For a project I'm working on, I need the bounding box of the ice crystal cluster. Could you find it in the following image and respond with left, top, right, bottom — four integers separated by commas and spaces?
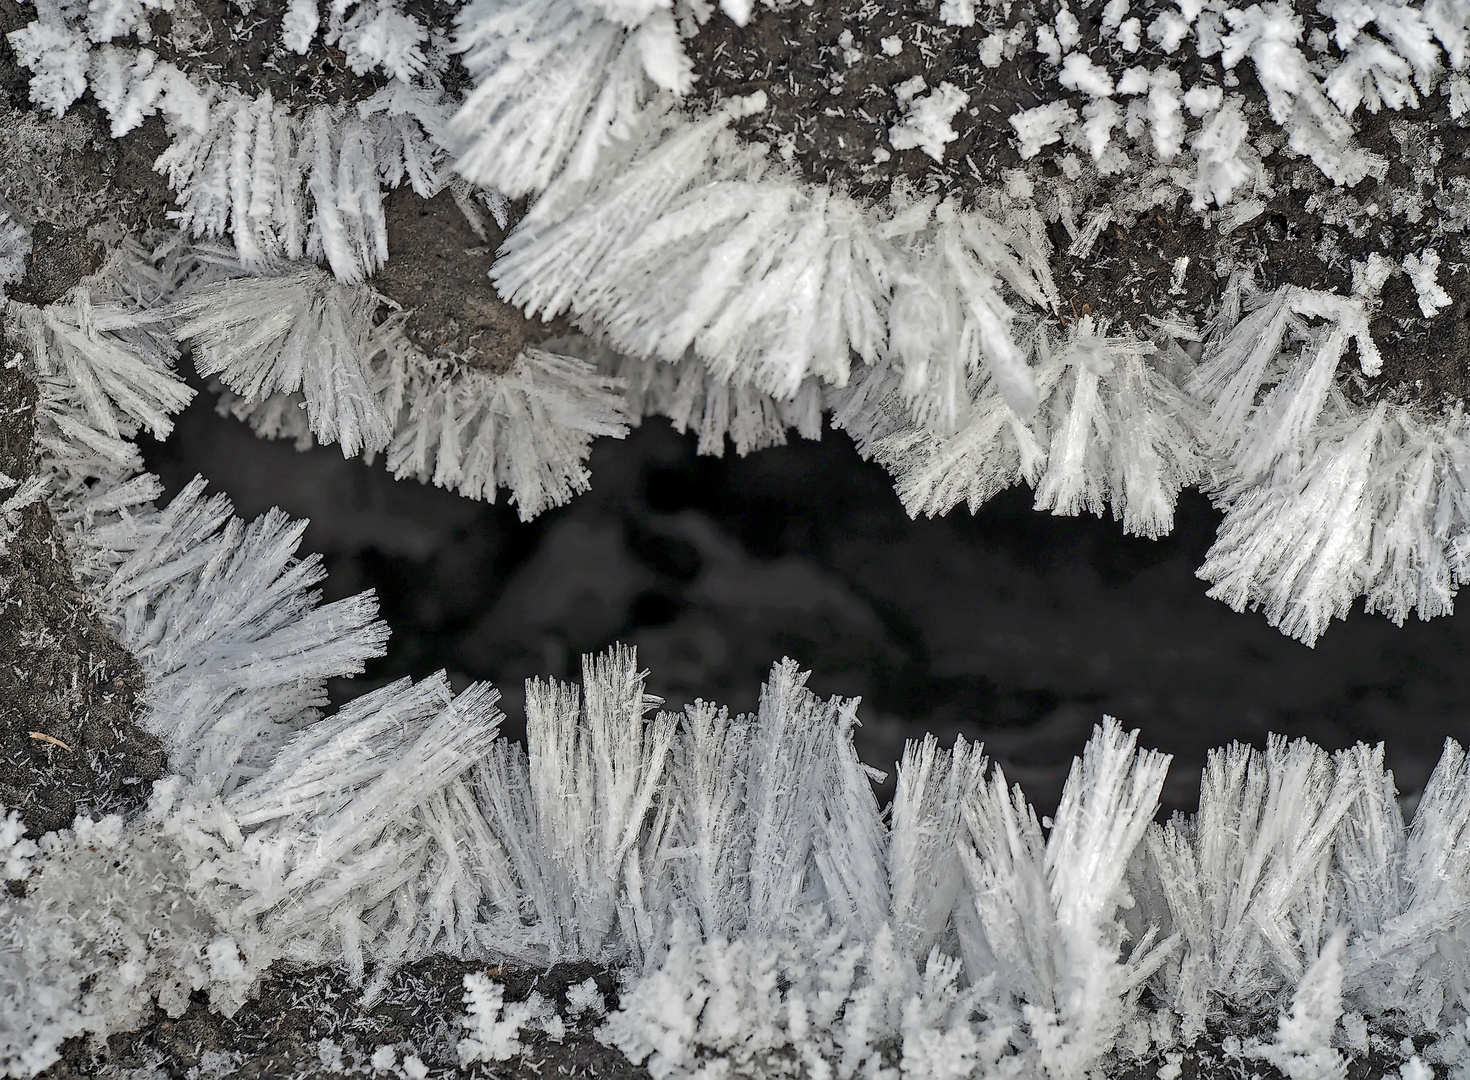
6, 0, 1470, 641
6, 0, 1470, 1073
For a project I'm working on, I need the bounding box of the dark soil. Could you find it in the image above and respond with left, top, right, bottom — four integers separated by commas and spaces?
685, 0, 1054, 196
6, 221, 107, 308
144, 0, 468, 106
0, 331, 166, 845
40, 956, 648, 1080
372, 188, 574, 370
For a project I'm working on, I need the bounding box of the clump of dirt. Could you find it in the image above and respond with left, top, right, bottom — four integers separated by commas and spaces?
6, 221, 107, 307
373, 187, 575, 371
0, 331, 167, 844
41, 956, 647, 1080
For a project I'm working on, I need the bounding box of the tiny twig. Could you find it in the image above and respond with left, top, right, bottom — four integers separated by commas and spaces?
28, 731, 72, 752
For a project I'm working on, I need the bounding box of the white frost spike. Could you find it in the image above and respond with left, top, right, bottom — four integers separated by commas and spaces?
888, 735, 989, 960
1191, 285, 1380, 473
1362, 410, 1464, 625
194, 676, 505, 994
491, 105, 761, 320
1032, 319, 1115, 522
1402, 249, 1453, 318
744, 661, 845, 937
380, 340, 630, 520
157, 93, 434, 283
611, 352, 823, 458
1346, 740, 1470, 1028
1106, 343, 1207, 538
306, 110, 389, 283
959, 719, 1171, 1079
1246, 930, 1348, 1080
1036, 719, 1174, 1080
1032, 320, 1204, 537
1190, 285, 1295, 442
888, 200, 1040, 429
811, 694, 890, 941
11, 288, 193, 443
1201, 406, 1387, 645
1230, 291, 1377, 481
872, 364, 1049, 518
282, 0, 320, 52
670, 701, 753, 939
451, 0, 677, 199
588, 184, 888, 399
522, 646, 677, 961
1147, 68, 1186, 161
171, 265, 394, 458
84, 476, 390, 793
495, 97, 900, 401
1146, 737, 1360, 1041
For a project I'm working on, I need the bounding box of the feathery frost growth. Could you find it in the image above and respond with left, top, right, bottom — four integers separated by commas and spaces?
450, 0, 695, 199
155, 87, 453, 283
1188, 275, 1470, 643
377, 331, 631, 519
138, 241, 632, 517
7, 634, 1470, 1077
171, 261, 393, 457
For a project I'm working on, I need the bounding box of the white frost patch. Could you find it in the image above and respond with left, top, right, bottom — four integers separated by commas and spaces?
889, 80, 970, 162
1403, 248, 1453, 317
0, 811, 38, 882
280, 0, 319, 53
1009, 100, 1079, 159
1059, 52, 1114, 96
458, 975, 563, 1066
939, 0, 975, 27
1118, 15, 1142, 50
